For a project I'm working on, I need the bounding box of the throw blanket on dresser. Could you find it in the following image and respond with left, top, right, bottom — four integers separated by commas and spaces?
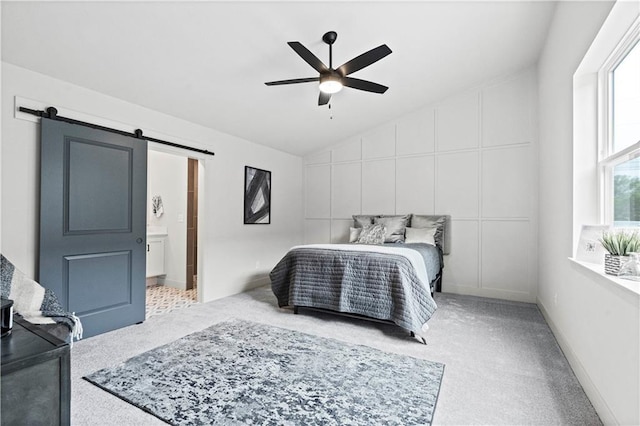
270, 244, 438, 336
1, 254, 83, 344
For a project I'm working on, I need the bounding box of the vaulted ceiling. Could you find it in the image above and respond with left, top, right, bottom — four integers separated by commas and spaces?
2, 1, 557, 156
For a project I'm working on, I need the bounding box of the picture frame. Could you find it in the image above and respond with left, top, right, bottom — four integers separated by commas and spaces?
575, 224, 610, 264
244, 166, 271, 224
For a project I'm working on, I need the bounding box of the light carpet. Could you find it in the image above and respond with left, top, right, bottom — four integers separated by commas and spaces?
71, 287, 602, 425
84, 319, 444, 425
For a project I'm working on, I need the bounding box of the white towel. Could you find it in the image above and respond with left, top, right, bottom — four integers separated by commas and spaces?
152, 195, 164, 218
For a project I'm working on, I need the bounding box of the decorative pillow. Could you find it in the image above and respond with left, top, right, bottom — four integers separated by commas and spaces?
374, 214, 410, 243
352, 215, 377, 228
349, 227, 362, 243
405, 227, 437, 246
411, 215, 448, 252
355, 224, 386, 245
411, 215, 445, 229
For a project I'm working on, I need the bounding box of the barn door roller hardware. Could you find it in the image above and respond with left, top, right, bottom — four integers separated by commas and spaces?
19, 106, 215, 156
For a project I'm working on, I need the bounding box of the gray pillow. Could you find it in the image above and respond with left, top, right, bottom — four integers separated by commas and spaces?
374, 214, 411, 243
412, 215, 449, 253
355, 224, 386, 245
352, 215, 377, 228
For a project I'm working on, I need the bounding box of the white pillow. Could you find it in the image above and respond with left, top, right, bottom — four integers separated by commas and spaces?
349, 227, 362, 243
405, 227, 437, 246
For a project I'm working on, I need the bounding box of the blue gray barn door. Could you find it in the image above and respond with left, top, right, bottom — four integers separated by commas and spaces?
39, 118, 147, 338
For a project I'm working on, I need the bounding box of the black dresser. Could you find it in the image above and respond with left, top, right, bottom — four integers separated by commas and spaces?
1, 316, 70, 425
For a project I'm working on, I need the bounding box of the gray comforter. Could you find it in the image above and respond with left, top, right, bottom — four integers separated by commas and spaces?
269, 243, 440, 334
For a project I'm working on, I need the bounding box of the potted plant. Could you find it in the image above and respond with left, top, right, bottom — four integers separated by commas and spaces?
599, 230, 640, 275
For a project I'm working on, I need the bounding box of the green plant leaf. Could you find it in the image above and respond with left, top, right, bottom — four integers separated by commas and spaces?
599, 229, 640, 255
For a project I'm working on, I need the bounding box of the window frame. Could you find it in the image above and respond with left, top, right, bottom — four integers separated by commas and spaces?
598, 20, 640, 226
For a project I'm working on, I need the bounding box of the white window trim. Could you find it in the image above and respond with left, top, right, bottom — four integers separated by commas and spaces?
569, 257, 640, 297
571, 0, 640, 310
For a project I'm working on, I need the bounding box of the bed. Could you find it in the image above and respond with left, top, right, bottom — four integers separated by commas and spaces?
269, 214, 450, 343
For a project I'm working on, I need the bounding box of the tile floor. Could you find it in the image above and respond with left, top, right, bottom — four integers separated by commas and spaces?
145, 284, 197, 318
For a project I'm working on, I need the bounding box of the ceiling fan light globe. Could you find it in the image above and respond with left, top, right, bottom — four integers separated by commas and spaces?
319, 77, 343, 94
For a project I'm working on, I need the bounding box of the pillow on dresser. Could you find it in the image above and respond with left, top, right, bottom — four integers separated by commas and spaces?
405, 227, 437, 246
352, 214, 377, 228
355, 224, 386, 245
374, 214, 411, 243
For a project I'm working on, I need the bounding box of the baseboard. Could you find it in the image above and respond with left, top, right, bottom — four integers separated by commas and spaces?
158, 278, 186, 291
537, 298, 618, 425
246, 276, 270, 289
444, 284, 536, 303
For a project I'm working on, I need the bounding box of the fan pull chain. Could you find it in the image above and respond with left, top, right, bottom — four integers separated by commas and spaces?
329, 103, 333, 120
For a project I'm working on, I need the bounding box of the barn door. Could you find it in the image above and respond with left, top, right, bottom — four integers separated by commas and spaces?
39, 118, 147, 338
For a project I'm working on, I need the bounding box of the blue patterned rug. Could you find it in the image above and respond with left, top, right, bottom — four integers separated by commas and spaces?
84, 320, 444, 425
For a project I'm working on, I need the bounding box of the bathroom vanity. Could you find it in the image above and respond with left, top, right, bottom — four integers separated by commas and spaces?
146, 226, 167, 278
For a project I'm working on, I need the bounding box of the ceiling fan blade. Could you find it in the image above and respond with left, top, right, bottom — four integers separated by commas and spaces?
342, 77, 388, 94
265, 77, 319, 86
337, 44, 392, 76
319, 91, 332, 106
288, 42, 329, 73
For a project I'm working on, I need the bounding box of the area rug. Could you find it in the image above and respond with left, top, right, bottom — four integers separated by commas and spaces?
84, 320, 445, 425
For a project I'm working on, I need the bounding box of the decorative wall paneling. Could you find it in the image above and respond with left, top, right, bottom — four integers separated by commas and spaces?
303, 69, 537, 302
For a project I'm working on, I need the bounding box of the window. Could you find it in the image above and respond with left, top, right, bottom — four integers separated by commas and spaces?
612, 40, 640, 153
600, 28, 640, 227
613, 157, 640, 225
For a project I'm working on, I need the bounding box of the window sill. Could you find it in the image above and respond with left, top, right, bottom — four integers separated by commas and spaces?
569, 258, 640, 297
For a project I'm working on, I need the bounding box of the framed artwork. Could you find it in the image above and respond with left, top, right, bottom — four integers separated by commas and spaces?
575, 224, 610, 264
244, 166, 271, 224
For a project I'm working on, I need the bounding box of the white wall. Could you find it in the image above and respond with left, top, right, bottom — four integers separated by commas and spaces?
538, 1, 639, 425
1, 62, 303, 303
304, 68, 538, 303
147, 150, 188, 289
0, 6, 3, 255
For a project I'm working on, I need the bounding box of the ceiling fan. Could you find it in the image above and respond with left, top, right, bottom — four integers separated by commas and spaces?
265, 31, 392, 106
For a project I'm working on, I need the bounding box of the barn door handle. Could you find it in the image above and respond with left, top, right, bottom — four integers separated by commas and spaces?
136, 237, 143, 244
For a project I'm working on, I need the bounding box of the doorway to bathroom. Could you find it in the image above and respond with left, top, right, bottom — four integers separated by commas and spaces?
145, 147, 201, 318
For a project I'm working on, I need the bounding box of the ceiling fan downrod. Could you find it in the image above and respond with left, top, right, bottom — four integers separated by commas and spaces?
322, 31, 338, 69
